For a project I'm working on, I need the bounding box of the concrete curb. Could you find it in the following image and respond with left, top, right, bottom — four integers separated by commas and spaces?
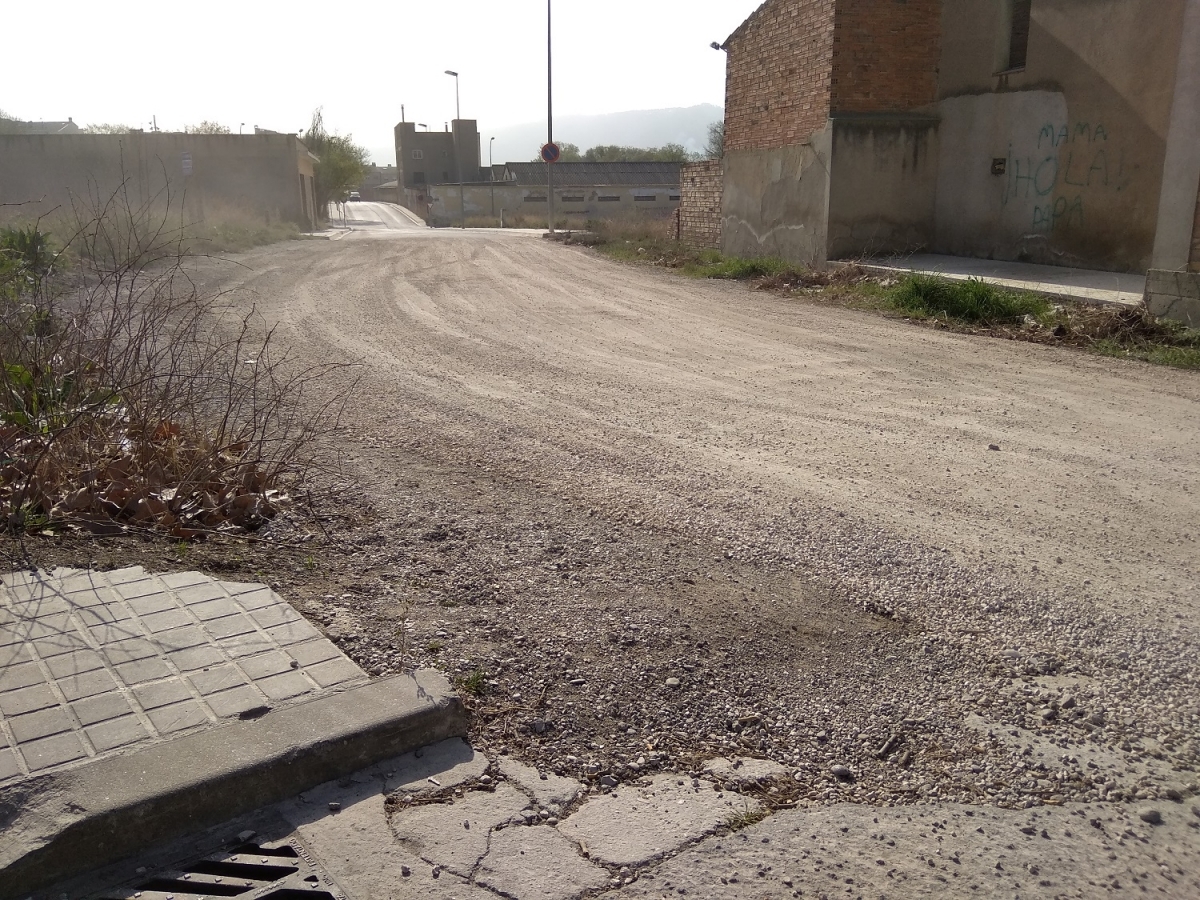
0, 670, 467, 899
842, 260, 1142, 309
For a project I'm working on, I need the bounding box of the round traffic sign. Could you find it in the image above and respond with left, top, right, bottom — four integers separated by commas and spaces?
540, 142, 562, 164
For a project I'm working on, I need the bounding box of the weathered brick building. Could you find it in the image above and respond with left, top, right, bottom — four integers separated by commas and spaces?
718, 0, 1200, 313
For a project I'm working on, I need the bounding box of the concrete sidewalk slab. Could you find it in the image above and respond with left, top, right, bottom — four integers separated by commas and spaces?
0, 567, 469, 898
0, 567, 365, 785
0, 671, 467, 899
852, 252, 1146, 307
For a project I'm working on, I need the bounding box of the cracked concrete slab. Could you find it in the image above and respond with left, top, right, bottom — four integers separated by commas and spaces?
284, 789, 494, 900
498, 756, 584, 809
557, 774, 762, 868
390, 783, 529, 877
385, 737, 488, 795
598, 801, 1200, 899
476, 825, 610, 900
703, 756, 791, 787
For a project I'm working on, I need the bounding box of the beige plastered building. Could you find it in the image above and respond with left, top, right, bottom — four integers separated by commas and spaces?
718, 0, 1200, 319
0, 132, 318, 229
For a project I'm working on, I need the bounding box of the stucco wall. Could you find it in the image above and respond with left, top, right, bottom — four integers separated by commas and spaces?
0, 133, 313, 227
828, 116, 938, 259
722, 124, 833, 266
1152, 0, 1200, 271
1145, 269, 1200, 326
679, 160, 723, 249
425, 183, 679, 227
933, 0, 1189, 271
1193, 195, 1200, 272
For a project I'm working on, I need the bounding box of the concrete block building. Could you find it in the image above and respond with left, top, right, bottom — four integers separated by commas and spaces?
394, 120, 482, 188
716, 0, 1200, 285
415, 162, 682, 228
0, 132, 318, 229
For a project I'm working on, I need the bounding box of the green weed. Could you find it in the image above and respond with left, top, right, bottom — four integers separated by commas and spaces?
888, 275, 1051, 324
457, 668, 488, 697
1092, 338, 1200, 369
681, 255, 795, 279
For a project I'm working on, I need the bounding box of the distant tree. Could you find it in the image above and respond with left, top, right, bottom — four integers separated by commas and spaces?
582, 144, 698, 163
184, 121, 231, 134
305, 108, 368, 218
84, 123, 134, 134
530, 142, 582, 162
705, 120, 724, 159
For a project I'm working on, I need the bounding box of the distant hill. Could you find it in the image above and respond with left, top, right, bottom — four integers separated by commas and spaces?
368, 104, 723, 169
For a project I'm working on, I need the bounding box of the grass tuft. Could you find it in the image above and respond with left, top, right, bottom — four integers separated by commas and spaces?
457, 668, 488, 697
888, 275, 1052, 324
682, 255, 796, 280
725, 803, 770, 831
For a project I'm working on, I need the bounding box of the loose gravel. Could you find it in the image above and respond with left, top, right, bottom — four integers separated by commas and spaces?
11, 229, 1198, 835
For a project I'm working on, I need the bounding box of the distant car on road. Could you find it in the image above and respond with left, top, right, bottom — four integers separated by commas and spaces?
347, 191, 361, 202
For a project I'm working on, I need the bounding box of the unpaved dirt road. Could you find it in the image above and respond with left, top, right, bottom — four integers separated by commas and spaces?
170, 223, 1200, 893
228, 225, 1199, 616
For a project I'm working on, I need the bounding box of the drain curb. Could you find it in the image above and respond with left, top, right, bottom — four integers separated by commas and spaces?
1, 670, 466, 899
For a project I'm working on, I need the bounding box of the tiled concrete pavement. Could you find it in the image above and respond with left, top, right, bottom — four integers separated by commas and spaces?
0, 567, 366, 784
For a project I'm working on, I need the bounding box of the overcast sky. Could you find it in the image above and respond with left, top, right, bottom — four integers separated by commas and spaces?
2, 0, 762, 164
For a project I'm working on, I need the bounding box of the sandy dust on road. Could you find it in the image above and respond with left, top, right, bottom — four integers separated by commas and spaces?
180, 230, 1200, 895
219, 228, 1199, 619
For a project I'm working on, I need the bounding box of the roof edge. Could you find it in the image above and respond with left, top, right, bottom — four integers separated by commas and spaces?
724, 0, 775, 47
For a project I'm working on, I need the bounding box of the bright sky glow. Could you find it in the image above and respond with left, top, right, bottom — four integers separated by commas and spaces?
1, 0, 763, 164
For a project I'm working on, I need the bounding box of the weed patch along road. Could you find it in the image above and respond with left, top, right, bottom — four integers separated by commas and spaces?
18, 226, 1200, 821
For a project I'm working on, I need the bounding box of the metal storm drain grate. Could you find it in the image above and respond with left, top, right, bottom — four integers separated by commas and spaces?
94, 838, 348, 900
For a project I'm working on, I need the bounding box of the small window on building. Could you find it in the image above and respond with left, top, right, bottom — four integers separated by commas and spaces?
634, 195, 657, 202
524, 195, 548, 203
413, 172, 426, 184
560, 195, 585, 203
669, 194, 681, 201
1007, 0, 1032, 70
412, 149, 424, 160
598, 195, 621, 202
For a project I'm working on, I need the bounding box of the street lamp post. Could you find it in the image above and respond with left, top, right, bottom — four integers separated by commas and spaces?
490, 137, 496, 218
547, 0, 555, 235
445, 69, 465, 229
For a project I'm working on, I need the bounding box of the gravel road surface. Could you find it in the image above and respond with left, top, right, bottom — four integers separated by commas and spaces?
180, 225, 1200, 891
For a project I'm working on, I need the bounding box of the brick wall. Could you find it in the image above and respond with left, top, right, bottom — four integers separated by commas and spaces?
831, 0, 942, 113
724, 0, 837, 153
679, 160, 723, 248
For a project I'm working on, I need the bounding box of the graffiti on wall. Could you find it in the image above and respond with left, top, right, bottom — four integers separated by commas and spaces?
1001, 122, 1129, 233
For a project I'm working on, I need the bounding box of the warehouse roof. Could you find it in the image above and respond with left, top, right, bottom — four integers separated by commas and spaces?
501, 162, 682, 187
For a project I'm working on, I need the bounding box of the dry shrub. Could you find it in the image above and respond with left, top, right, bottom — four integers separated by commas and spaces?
0, 180, 350, 537
590, 214, 676, 246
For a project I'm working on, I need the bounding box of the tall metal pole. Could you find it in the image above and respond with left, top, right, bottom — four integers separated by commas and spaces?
490, 136, 496, 217
447, 70, 465, 230
547, 0, 555, 234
